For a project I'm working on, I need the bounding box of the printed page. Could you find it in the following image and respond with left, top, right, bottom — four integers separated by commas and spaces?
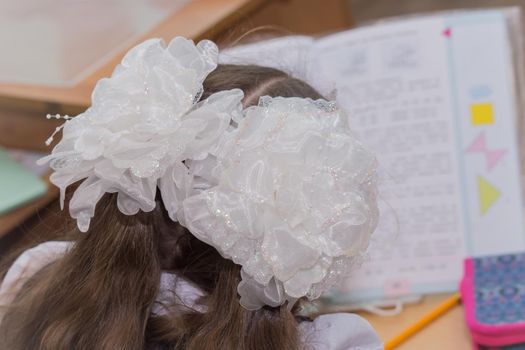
309, 18, 468, 302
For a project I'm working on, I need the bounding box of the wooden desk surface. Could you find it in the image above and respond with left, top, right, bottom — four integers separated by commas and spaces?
0, 0, 270, 110
359, 293, 472, 350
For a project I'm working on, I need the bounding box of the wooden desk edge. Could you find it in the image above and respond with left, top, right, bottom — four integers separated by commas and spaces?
355, 293, 472, 349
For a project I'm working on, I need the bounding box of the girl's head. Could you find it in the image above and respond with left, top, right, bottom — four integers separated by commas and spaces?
1, 39, 378, 350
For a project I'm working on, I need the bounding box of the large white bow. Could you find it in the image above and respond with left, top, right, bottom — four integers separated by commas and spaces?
40, 37, 379, 310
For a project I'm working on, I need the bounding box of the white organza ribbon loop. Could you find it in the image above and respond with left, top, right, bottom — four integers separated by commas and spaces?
40, 37, 379, 311
183, 97, 379, 310
38, 37, 243, 232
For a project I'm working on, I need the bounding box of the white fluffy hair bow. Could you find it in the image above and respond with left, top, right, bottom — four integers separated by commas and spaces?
39, 37, 379, 310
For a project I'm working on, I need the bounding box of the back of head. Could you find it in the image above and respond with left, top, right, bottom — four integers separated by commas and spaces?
0, 63, 325, 350
203, 64, 323, 106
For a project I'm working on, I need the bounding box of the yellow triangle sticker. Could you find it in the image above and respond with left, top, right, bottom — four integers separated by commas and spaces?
478, 176, 500, 215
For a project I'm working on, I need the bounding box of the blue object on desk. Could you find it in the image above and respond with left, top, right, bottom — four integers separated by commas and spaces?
462, 253, 525, 349
0, 148, 47, 214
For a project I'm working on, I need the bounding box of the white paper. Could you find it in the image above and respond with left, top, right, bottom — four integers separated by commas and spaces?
310, 18, 468, 299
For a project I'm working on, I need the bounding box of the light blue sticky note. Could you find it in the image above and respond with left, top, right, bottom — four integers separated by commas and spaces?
0, 148, 47, 214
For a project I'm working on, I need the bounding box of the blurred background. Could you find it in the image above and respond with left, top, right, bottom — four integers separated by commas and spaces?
1, 2, 525, 349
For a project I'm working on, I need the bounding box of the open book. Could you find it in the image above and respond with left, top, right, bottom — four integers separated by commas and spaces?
220, 8, 525, 304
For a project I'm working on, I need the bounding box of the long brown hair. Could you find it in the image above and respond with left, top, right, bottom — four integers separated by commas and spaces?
0, 64, 324, 350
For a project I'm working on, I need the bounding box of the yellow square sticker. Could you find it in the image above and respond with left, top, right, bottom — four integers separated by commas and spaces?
471, 103, 494, 125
